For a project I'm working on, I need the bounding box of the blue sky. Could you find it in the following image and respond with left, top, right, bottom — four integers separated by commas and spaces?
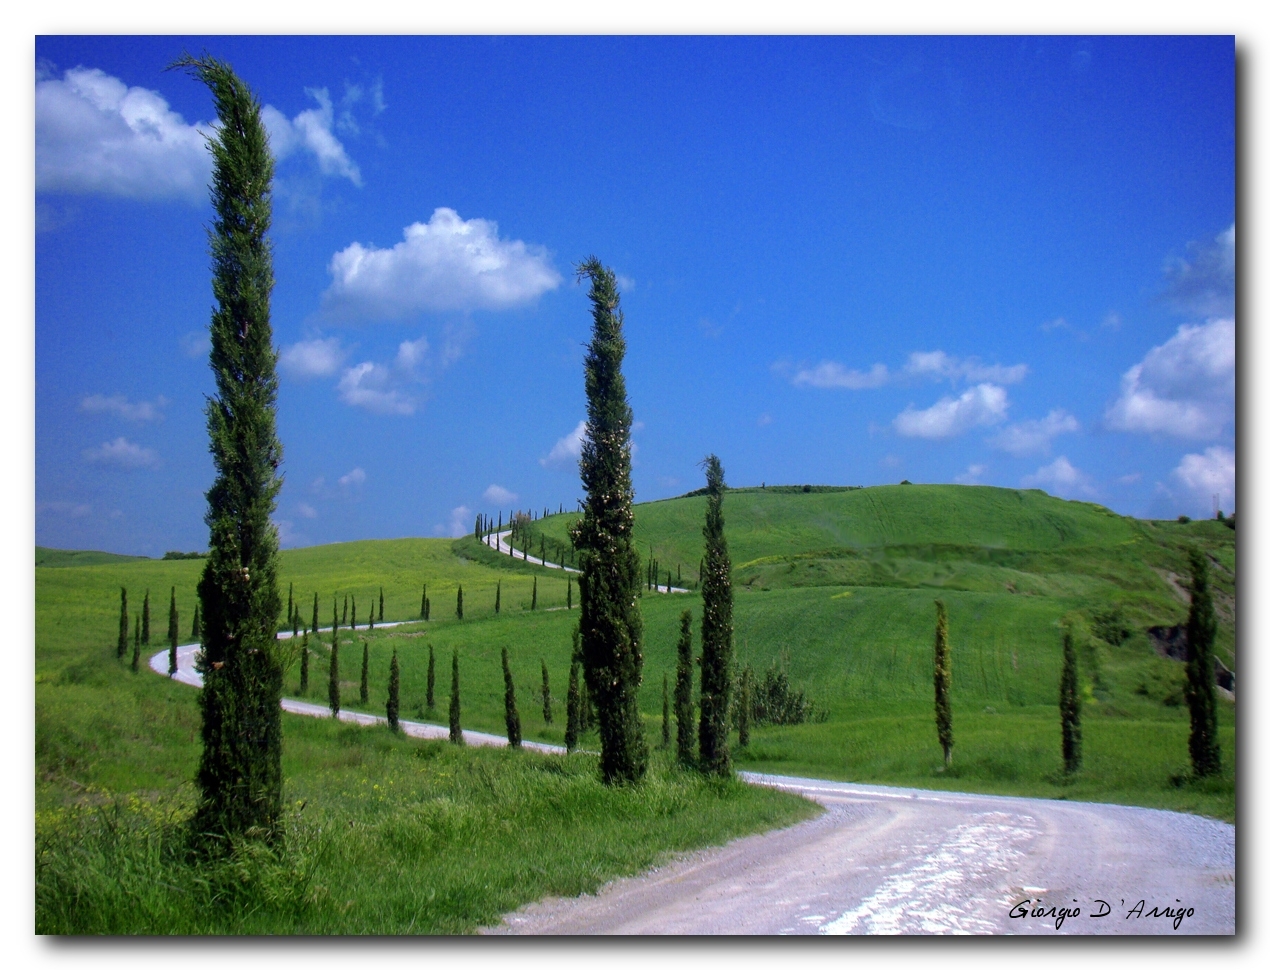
34, 35, 1235, 555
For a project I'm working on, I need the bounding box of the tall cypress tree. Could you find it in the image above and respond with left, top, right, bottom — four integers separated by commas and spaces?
351, 595, 357, 632
426, 643, 436, 710
697, 455, 733, 776
332, 596, 339, 641
456, 585, 464, 620
661, 673, 671, 749
1185, 548, 1221, 777
118, 587, 129, 659
379, 587, 385, 624
531, 576, 537, 611
142, 589, 151, 645
675, 609, 695, 765
286, 583, 293, 633
425, 596, 431, 621
176, 51, 286, 848
495, 580, 501, 614
449, 650, 463, 744
1059, 627, 1081, 773
541, 659, 553, 724
571, 258, 647, 784
131, 615, 141, 672
328, 633, 340, 717
502, 646, 522, 748
565, 661, 581, 753
421, 584, 427, 620
933, 599, 954, 767
343, 595, 348, 627
387, 647, 401, 732
168, 586, 179, 676
359, 640, 370, 705
191, 604, 201, 642
311, 592, 318, 636
298, 631, 309, 695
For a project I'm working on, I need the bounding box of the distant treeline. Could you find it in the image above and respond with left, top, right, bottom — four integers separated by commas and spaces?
161, 551, 207, 560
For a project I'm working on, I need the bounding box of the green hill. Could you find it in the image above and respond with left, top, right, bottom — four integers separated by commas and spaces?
36, 546, 150, 568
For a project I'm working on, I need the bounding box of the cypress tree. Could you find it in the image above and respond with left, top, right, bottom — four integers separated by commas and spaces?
191, 604, 201, 641
1059, 627, 1081, 773
359, 640, 369, 705
1185, 548, 1221, 777
351, 595, 357, 632
343, 595, 348, 627
379, 587, 385, 623
571, 258, 647, 785
495, 580, 501, 614
661, 673, 671, 748
368, 603, 374, 631
531, 576, 538, 610
502, 646, 522, 748
142, 589, 151, 645
542, 659, 553, 723
131, 615, 141, 672
291, 603, 298, 638
675, 609, 695, 765
697, 455, 734, 776
118, 587, 129, 659
328, 633, 340, 717
565, 661, 581, 752
286, 582, 293, 632
449, 650, 463, 744
332, 596, 339, 640
933, 599, 954, 767
387, 647, 401, 732
425, 597, 431, 621
298, 631, 309, 695
737, 664, 752, 748
168, 586, 179, 676
421, 584, 427, 619
426, 644, 436, 710
312, 592, 318, 636
456, 585, 464, 620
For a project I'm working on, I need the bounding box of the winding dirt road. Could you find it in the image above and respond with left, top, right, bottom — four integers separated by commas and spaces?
151, 642, 1234, 935
486, 529, 689, 593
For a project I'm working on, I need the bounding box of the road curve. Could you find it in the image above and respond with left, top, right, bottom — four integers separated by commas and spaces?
150, 643, 1234, 935
486, 529, 689, 593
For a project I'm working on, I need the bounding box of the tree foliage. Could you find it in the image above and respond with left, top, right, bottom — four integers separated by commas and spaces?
1185, 548, 1221, 777
933, 599, 954, 767
674, 609, 695, 766
449, 650, 463, 745
502, 647, 522, 748
697, 455, 733, 776
387, 647, 400, 733
1059, 627, 1082, 773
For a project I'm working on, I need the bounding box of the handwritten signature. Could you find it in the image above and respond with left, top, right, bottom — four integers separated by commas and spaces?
1009, 898, 1195, 931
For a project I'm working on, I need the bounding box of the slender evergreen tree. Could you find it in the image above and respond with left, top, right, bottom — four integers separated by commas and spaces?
456, 585, 464, 620
351, 595, 357, 632
1059, 627, 1081, 773
565, 661, 581, 753
737, 664, 752, 748
541, 659, 553, 724
328, 633, 340, 717
286, 583, 293, 632
387, 647, 400, 733
426, 643, 436, 709
675, 609, 695, 765
332, 596, 339, 641
495, 580, 501, 614
421, 585, 427, 619
171, 60, 290, 843
168, 586, 179, 676
131, 615, 141, 672
291, 603, 298, 638
571, 258, 647, 784
1185, 548, 1221, 777
425, 596, 431, 621
531, 576, 538, 611
142, 589, 151, 645
359, 640, 370, 705
311, 592, 318, 636
342, 595, 348, 627
298, 631, 309, 695
933, 599, 954, 767
661, 673, 671, 748
449, 650, 463, 744
697, 455, 734, 776
379, 587, 385, 624
502, 646, 522, 748
118, 587, 129, 659
191, 604, 201, 641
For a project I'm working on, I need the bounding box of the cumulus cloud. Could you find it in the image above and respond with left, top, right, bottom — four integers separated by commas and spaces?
297, 502, 319, 519
1163, 224, 1234, 317
1172, 446, 1235, 507
1104, 318, 1234, 439
260, 88, 362, 187
893, 384, 1009, 439
791, 361, 889, 389
954, 464, 987, 485
329, 329, 462, 416
541, 420, 588, 468
903, 350, 1028, 385
280, 337, 346, 378
36, 66, 214, 200
323, 207, 562, 320
987, 409, 1080, 457
447, 505, 473, 538
483, 484, 518, 505
338, 467, 366, 488
181, 330, 210, 358
337, 362, 415, 415
1022, 456, 1096, 499
82, 437, 158, 469
80, 393, 167, 422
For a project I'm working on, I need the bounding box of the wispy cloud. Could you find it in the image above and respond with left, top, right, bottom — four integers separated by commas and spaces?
338, 467, 366, 488
541, 420, 588, 468
893, 384, 1009, 439
782, 349, 1025, 392
1162, 224, 1234, 317
483, 484, 518, 505
82, 436, 158, 469
903, 350, 1028, 385
988, 409, 1079, 457
260, 87, 362, 187
1022, 456, 1096, 499
447, 505, 473, 538
280, 337, 346, 378
80, 393, 166, 422
791, 361, 889, 389
1172, 446, 1235, 508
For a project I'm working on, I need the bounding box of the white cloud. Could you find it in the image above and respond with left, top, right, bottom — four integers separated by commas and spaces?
260, 87, 362, 187
82, 436, 158, 469
447, 505, 473, 538
181, 331, 210, 358
483, 484, 518, 505
904, 350, 1028, 385
893, 384, 1009, 439
1104, 318, 1234, 439
395, 336, 429, 373
338, 467, 366, 488
297, 502, 318, 519
36, 66, 213, 200
792, 361, 889, 389
955, 464, 987, 485
1172, 446, 1235, 507
80, 393, 167, 422
1163, 224, 1234, 317
323, 207, 561, 320
1021, 456, 1096, 499
37, 500, 92, 518
337, 362, 415, 415
541, 420, 588, 468
987, 409, 1080, 457
280, 337, 346, 378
